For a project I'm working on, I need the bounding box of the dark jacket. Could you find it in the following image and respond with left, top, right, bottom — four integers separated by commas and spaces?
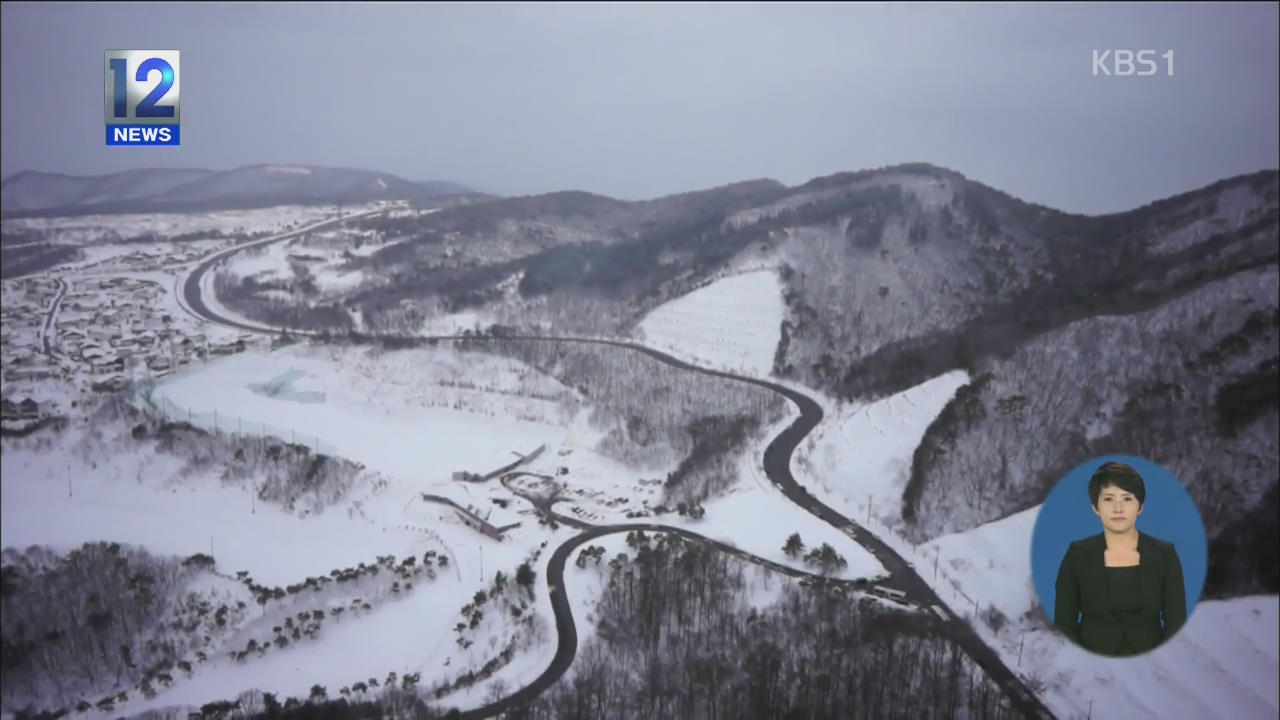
1054, 531, 1187, 656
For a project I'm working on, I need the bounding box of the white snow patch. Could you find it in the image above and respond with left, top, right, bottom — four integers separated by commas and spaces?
313, 266, 366, 292
421, 310, 490, 336
800, 369, 970, 532
636, 270, 784, 377
222, 241, 291, 280
665, 447, 885, 582
152, 344, 577, 487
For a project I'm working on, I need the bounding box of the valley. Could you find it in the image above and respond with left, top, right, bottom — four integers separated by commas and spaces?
1, 163, 1276, 720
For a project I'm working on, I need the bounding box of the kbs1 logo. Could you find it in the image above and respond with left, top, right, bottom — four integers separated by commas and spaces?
105, 50, 180, 146
1092, 49, 1174, 76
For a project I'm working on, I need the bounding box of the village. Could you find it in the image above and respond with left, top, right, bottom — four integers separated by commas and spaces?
0, 199, 413, 430
1, 267, 258, 428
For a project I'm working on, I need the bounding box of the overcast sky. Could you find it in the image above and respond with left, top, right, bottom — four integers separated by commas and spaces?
2, 2, 1276, 214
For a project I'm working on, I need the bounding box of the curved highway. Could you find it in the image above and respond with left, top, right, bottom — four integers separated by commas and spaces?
179, 217, 1055, 719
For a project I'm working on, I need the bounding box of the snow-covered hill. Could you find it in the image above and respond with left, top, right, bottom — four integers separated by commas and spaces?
796, 372, 1279, 720
635, 269, 784, 377
1, 168, 213, 211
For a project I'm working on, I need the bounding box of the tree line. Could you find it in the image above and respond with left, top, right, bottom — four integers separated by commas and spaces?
506, 530, 1016, 719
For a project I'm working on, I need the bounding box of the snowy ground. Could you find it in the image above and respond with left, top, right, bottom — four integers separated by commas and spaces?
23, 219, 1269, 718
635, 269, 784, 377
420, 310, 495, 336
82, 339, 875, 713
794, 371, 1279, 720
150, 344, 583, 485
796, 369, 970, 535
1, 422, 501, 716
0, 332, 902, 715
214, 206, 433, 301
0, 341, 585, 715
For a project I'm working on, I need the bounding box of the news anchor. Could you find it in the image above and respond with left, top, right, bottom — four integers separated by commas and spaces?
1054, 461, 1187, 656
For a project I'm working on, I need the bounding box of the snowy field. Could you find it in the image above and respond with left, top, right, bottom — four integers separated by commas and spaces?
795, 371, 1279, 720
420, 309, 495, 336
150, 344, 583, 485
0, 334, 903, 714
0, 341, 594, 715
636, 269, 784, 377
221, 240, 293, 281
1, 422, 496, 715
220, 234, 370, 295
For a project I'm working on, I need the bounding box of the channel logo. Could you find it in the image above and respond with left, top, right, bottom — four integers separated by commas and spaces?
105, 50, 180, 146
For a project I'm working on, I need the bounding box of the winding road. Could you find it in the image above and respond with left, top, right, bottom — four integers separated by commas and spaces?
39, 276, 67, 357
177, 212, 1056, 719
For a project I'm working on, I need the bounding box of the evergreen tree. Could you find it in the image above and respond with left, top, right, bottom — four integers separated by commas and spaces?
783, 533, 805, 558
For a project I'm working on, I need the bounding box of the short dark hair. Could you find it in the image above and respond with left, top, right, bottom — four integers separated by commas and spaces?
1088, 461, 1146, 508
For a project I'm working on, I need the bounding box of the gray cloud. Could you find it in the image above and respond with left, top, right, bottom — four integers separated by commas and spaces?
2, 2, 1276, 213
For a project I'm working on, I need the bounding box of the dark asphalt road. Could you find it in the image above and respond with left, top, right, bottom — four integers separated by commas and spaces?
180, 223, 1055, 720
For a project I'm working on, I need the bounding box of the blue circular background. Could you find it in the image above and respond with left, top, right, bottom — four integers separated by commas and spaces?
1031, 454, 1207, 628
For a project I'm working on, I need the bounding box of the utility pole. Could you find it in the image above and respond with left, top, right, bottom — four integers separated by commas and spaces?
67, 465, 72, 497
479, 544, 484, 584
1017, 631, 1025, 667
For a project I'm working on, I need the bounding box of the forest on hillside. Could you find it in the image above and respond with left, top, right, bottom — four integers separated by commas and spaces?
508, 531, 1020, 719
904, 265, 1279, 597
464, 338, 784, 501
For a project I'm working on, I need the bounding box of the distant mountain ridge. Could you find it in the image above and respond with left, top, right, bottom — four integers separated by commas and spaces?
0, 164, 474, 215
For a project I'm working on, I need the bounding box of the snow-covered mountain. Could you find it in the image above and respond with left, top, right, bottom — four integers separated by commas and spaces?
0, 168, 213, 213
310, 163, 1277, 600
0, 165, 473, 215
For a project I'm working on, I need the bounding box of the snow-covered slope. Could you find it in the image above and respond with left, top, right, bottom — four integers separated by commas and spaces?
635, 269, 784, 377
796, 371, 1279, 720
797, 369, 970, 532
923, 510, 1278, 720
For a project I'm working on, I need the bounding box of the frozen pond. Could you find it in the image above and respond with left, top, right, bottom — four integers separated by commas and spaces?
247, 367, 326, 403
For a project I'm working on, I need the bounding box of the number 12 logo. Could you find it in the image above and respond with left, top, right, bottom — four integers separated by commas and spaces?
105, 50, 181, 146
